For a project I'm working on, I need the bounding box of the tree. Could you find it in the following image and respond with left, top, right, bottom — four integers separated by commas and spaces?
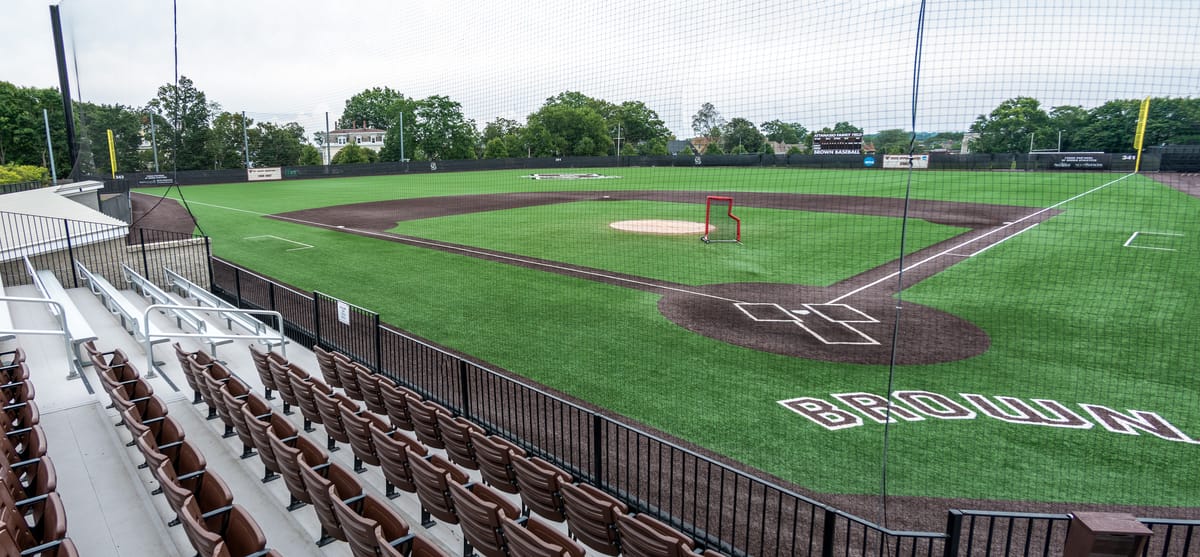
298, 144, 323, 165
253, 121, 306, 167
74, 102, 143, 174
330, 142, 376, 164
703, 141, 724, 155
339, 86, 410, 129
523, 101, 611, 157
721, 117, 766, 153
208, 111, 253, 169
969, 97, 1051, 153
638, 137, 669, 156
413, 95, 477, 160
760, 120, 807, 144
873, 129, 911, 154
692, 102, 725, 140
481, 117, 525, 158
612, 100, 671, 153
482, 138, 509, 159
0, 82, 69, 177
147, 76, 218, 170
1047, 105, 1089, 152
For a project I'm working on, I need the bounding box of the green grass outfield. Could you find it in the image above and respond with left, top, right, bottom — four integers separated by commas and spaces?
146, 167, 1200, 508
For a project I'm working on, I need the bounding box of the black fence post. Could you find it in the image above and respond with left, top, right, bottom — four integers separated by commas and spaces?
268, 282, 276, 310
205, 241, 215, 292
591, 413, 604, 485
313, 293, 322, 349
458, 359, 471, 420
63, 220, 78, 287
139, 228, 150, 280
822, 508, 837, 557
373, 314, 382, 372
234, 268, 243, 307
943, 510, 962, 557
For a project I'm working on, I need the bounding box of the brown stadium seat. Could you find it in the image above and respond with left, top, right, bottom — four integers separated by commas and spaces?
405, 395, 449, 449
510, 456, 572, 522
0, 453, 55, 505
0, 347, 25, 368
558, 482, 628, 556
212, 540, 281, 557
378, 380, 418, 431
152, 459, 233, 528
219, 380, 258, 459
341, 404, 388, 473
0, 485, 67, 552
447, 481, 521, 557
172, 343, 206, 405
502, 515, 586, 557
177, 498, 267, 557
407, 449, 469, 527
247, 344, 278, 400
204, 368, 243, 439
291, 369, 330, 433
330, 491, 414, 557
616, 513, 700, 557
370, 422, 427, 499
0, 423, 47, 463
436, 412, 481, 471
188, 353, 221, 420
134, 430, 207, 482
1, 400, 38, 433
266, 358, 299, 416
0, 363, 29, 390
299, 458, 361, 546
120, 399, 184, 453
470, 432, 525, 494
267, 427, 327, 511
354, 365, 388, 415
333, 353, 363, 401
313, 388, 358, 452
312, 345, 343, 389
240, 393, 296, 483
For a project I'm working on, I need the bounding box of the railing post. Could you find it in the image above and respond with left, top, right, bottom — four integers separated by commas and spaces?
822, 508, 837, 557
373, 313, 382, 372
313, 293, 322, 348
269, 282, 276, 310
458, 359, 471, 420
205, 241, 215, 292
139, 228, 150, 280
63, 220, 78, 287
591, 413, 604, 485
234, 268, 243, 307
944, 510, 963, 557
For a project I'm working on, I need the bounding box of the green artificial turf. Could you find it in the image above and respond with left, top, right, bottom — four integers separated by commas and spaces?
147, 167, 1200, 508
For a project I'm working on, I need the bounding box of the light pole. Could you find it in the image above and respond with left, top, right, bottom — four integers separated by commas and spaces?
1057, 130, 1063, 152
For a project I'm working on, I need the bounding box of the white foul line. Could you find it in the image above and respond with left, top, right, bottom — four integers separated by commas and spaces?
827, 173, 1137, 305
244, 235, 314, 251
184, 199, 745, 304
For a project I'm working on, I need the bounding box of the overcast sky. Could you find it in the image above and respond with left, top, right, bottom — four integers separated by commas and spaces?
4, 0, 1198, 141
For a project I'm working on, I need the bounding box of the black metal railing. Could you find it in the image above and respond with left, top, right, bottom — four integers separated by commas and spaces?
0, 180, 47, 195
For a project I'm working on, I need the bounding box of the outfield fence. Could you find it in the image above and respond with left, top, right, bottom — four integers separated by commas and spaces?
209, 255, 1195, 557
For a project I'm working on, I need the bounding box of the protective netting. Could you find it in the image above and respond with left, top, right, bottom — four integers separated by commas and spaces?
49, 0, 1199, 535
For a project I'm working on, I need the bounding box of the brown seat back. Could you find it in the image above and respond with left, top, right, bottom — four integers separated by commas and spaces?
616, 513, 695, 557
291, 365, 327, 428
268, 358, 297, 407
559, 482, 628, 556
171, 343, 203, 394
219, 380, 257, 452
248, 344, 277, 392
448, 481, 514, 557
269, 428, 326, 507
330, 492, 407, 557
354, 366, 388, 414
313, 346, 342, 388
436, 412, 481, 470
333, 353, 363, 400
314, 390, 355, 444
377, 380, 417, 431
510, 456, 571, 522
299, 458, 360, 544
502, 515, 586, 557
406, 395, 446, 449
343, 406, 387, 468
371, 424, 425, 495
407, 449, 468, 524
2, 399, 38, 432
470, 432, 525, 494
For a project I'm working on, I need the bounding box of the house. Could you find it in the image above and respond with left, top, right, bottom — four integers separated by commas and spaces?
324, 126, 386, 164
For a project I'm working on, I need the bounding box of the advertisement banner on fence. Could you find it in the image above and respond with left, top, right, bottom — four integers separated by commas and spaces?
813, 133, 863, 155
247, 167, 283, 181
882, 154, 930, 169
1040, 153, 1110, 170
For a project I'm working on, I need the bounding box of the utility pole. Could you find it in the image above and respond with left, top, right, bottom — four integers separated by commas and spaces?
149, 113, 160, 172
42, 109, 58, 186
324, 112, 331, 165
399, 112, 405, 162
49, 5, 78, 173
242, 111, 251, 168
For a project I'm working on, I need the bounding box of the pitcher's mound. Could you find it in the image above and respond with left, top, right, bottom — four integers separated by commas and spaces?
610, 220, 709, 235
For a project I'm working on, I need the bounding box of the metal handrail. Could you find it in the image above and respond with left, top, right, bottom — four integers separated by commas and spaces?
140, 304, 287, 378
0, 296, 77, 379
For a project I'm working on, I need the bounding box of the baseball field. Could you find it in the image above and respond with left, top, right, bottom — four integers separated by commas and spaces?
138, 166, 1200, 513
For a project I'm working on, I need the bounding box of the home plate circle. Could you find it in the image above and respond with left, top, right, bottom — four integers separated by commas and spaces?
610, 220, 709, 235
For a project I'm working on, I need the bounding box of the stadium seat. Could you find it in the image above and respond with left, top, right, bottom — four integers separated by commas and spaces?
0, 534, 80, 557
1, 423, 47, 464
0, 348, 25, 369
133, 430, 206, 481
0, 363, 28, 389
470, 432, 525, 494
247, 344, 278, 400
204, 367, 243, 438
378, 380, 418, 431
436, 412, 481, 471
329, 491, 414, 557
369, 422, 426, 499
188, 353, 221, 420
501, 515, 585, 557
312, 346, 342, 389
268, 428, 327, 512
211, 539, 280, 557
172, 343, 206, 405
0, 486, 67, 552
616, 513, 697, 557
407, 449, 469, 527
558, 482, 627, 556
266, 358, 299, 416
152, 459, 232, 528
0, 453, 56, 505
177, 499, 268, 557
354, 366, 388, 415
298, 458, 361, 546
313, 388, 357, 452
291, 370, 331, 433
509, 456, 572, 522
333, 354, 363, 402
341, 404, 388, 473
219, 380, 258, 459
447, 480, 521, 557
0, 400, 37, 435
240, 393, 296, 483
405, 395, 448, 449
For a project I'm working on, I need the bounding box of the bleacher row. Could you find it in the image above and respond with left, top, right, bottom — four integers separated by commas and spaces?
0, 347, 78, 556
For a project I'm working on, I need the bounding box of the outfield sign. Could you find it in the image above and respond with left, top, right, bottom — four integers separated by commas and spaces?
813, 133, 863, 155
779, 391, 1198, 445
136, 173, 175, 185
1041, 153, 1109, 170
882, 154, 929, 169
336, 300, 351, 325
247, 167, 283, 181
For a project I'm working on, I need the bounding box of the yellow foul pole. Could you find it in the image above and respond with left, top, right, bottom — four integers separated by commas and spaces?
106, 129, 117, 178
1133, 97, 1150, 173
